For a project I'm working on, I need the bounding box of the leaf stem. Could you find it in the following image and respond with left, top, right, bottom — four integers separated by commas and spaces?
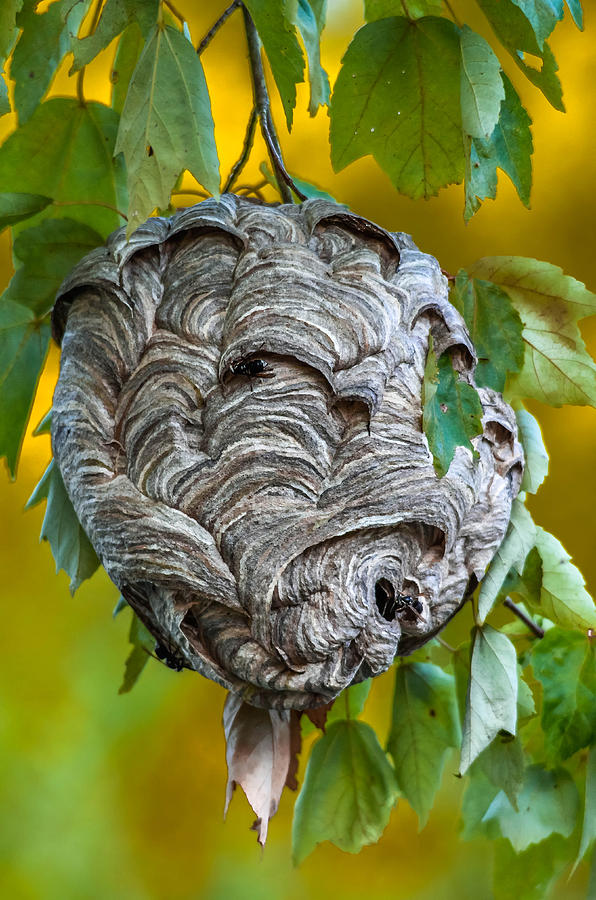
436, 636, 456, 652
242, 7, 306, 203
503, 597, 545, 639
53, 200, 128, 221
235, 180, 267, 200
171, 189, 209, 200
223, 105, 258, 193
197, 0, 242, 55
163, 0, 186, 26
443, 0, 462, 26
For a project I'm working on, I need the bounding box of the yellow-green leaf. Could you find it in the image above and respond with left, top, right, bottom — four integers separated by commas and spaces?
330, 16, 463, 200
467, 256, 596, 407
115, 24, 220, 234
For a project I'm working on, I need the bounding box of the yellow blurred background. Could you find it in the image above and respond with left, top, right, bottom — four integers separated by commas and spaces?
1, 2, 594, 897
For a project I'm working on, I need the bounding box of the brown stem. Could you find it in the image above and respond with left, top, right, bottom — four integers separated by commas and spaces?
197, 0, 241, 55
171, 189, 209, 200
163, 0, 186, 25
242, 7, 306, 203
444, 0, 462, 26
223, 106, 258, 193
504, 597, 545, 639
53, 200, 128, 221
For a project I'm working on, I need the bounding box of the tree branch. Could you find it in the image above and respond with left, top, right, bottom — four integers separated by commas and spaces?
242, 7, 306, 203
197, 0, 242, 55
503, 597, 545, 639
223, 106, 258, 193
163, 0, 186, 26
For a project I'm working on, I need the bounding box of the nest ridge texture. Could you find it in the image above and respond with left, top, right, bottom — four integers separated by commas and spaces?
51, 195, 523, 710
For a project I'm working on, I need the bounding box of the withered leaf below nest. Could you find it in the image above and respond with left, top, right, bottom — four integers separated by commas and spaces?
223, 692, 300, 845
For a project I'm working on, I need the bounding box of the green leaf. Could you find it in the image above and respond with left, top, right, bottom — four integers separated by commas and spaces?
422, 337, 483, 478
459, 25, 504, 140
476, 0, 564, 110
477, 734, 525, 809
451, 640, 471, 725
0, 193, 52, 232
451, 271, 524, 392
3, 218, 103, 317
12, 0, 91, 124
292, 0, 330, 116
112, 593, 128, 618
504, 548, 544, 618
0, 299, 50, 477
477, 497, 536, 623
509, 0, 564, 48
516, 409, 548, 494
115, 24, 220, 234
460, 625, 518, 774
0, 74, 9, 117
564, 0, 583, 28
110, 22, 144, 115
0, 98, 127, 236
330, 16, 463, 200
532, 629, 596, 761
26, 460, 100, 593
530, 528, 596, 630
493, 833, 576, 900
292, 720, 398, 862
33, 408, 52, 436
119, 611, 154, 694
516, 40, 564, 111
572, 747, 596, 873
483, 763, 579, 851
71, 0, 159, 71
460, 768, 500, 841
517, 666, 537, 725
327, 679, 372, 725
387, 662, 460, 827
244, 0, 305, 131
464, 73, 532, 220
0, 0, 22, 63
364, 0, 444, 19
467, 256, 596, 408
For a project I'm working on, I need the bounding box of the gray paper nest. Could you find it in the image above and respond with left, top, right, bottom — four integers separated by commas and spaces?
51, 195, 523, 711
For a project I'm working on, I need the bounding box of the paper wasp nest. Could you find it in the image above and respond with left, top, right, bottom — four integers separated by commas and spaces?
51, 195, 523, 711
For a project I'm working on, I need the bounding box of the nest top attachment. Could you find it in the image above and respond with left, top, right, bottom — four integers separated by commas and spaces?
51, 195, 522, 710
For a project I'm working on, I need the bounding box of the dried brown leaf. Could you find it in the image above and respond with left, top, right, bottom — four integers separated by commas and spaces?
223, 692, 293, 845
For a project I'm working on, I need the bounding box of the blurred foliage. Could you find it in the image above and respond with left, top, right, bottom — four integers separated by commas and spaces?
0, 1, 595, 898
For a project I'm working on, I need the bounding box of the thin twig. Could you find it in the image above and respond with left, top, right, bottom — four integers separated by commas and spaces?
53, 200, 128, 221
441, 267, 456, 282
171, 189, 209, 200
163, 0, 186, 26
443, 0, 462, 26
197, 0, 241, 55
236, 186, 266, 201
436, 636, 456, 653
504, 597, 545, 639
242, 7, 306, 203
223, 106, 258, 193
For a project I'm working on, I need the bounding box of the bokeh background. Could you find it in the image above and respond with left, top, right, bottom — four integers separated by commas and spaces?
1, 1, 595, 897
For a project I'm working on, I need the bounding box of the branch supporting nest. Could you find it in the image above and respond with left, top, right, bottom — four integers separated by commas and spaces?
197, 0, 242, 55
242, 7, 306, 203
503, 597, 545, 639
